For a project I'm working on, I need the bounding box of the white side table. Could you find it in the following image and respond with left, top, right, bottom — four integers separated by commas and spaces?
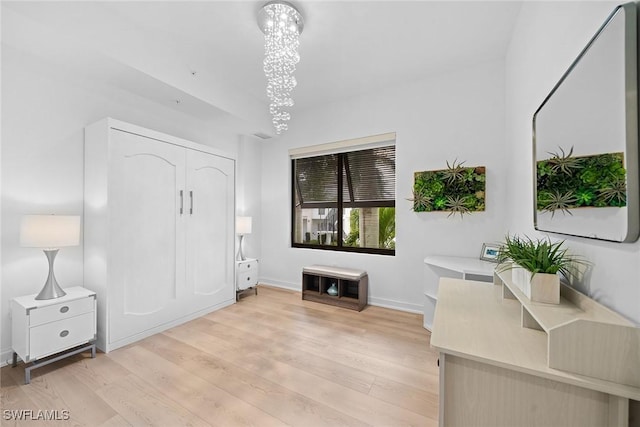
423, 256, 496, 330
11, 287, 97, 384
236, 258, 259, 301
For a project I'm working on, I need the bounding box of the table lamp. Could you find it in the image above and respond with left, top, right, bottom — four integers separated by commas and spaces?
20, 215, 81, 300
236, 216, 252, 261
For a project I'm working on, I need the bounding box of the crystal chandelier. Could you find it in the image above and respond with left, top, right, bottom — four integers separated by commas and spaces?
257, 1, 304, 135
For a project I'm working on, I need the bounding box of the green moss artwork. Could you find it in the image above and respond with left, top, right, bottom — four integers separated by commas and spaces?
410, 160, 486, 217
537, 147, 626, 217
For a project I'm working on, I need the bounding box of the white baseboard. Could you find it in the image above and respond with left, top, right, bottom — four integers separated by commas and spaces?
368, 297, 423, 314
1, 348, 14, 367
259, 278, 300, 292
259, 278, 424, 315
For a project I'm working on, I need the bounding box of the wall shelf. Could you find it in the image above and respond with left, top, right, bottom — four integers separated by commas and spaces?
423, 255, 496, 330
424, 255, 497, 280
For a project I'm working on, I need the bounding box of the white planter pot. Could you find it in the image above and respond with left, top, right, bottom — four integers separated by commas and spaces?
511, 265, 560, 304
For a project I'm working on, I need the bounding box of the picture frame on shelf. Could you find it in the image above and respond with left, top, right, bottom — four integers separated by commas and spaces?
480, 243, 500, 263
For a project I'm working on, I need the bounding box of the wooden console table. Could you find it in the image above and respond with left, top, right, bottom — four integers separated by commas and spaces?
431, 271, 640, 427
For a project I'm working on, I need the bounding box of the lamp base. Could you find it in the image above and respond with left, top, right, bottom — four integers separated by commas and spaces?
35, 249, 67, 300
237, 234, 247, 261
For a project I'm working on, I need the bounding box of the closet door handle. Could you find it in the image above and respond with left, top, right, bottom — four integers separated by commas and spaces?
179, 190, 184, 215
189, 191, 194, 215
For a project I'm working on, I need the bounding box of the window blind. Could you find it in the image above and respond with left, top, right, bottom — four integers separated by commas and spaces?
294, 154, 338, 207
293, 146, 395, 208
344, 147, 395, 207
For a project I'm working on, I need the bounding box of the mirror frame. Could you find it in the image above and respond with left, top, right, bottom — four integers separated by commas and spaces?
532, 2, 639, 242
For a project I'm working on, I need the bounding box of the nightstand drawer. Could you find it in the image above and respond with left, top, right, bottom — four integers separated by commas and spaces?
238, 260, 258, 272
29, 296, 95, 327
237, 271, 257, 290
29, 312, 95, 360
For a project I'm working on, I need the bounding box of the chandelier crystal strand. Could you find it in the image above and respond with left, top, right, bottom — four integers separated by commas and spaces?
258, 2, 304, 134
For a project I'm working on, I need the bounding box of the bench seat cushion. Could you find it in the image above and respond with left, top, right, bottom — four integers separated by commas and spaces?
302, 265, 367, 280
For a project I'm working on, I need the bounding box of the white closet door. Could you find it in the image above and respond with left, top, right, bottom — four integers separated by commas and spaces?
109, 130, 186, 342
185, 149, 235, 308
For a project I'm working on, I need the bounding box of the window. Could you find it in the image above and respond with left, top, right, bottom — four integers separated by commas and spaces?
291, 140, 395, 255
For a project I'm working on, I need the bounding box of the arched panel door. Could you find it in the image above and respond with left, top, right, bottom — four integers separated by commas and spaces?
185, 149, 235, 308
109, 130, 186, 342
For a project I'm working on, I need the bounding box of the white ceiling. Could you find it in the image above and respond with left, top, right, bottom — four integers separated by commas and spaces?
2, 1, 522, 136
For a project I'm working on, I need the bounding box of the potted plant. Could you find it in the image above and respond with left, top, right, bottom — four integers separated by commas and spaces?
497, 235, 588, 304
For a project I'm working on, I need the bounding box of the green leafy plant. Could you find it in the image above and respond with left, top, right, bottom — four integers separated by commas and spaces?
378, 207, 396, 249
598, 179, 627, 206
575, 189, 595, 206
536, 148, 626, 215
497, 235, 589, 280
441, 159, 467, 184
406, 188, 432, 212
343, 207, 396, 249
445, 195, 470, 218
411, 161, 485, 217
546, 146, 583, 175
538, 190, 578, 217
344, 209, 360, 247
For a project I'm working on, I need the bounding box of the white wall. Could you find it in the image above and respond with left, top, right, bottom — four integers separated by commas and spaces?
259, 60, 508, 312
505, 1, 640, 325
0, 46, 241, 363
236, 135, 263, 261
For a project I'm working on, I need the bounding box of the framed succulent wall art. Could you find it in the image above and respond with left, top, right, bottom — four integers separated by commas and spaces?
536, 147, 626, 217
410, 160, 485, 218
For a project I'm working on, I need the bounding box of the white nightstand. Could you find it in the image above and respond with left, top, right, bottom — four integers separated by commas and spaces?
11, 287, 97, 384
236, 258, 258, 301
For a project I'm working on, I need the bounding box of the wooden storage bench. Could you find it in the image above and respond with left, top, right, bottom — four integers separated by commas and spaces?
302, 265, 368, 311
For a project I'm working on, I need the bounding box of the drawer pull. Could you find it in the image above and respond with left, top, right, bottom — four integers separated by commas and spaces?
246, 276, 250, 281
60, 306, 70, 313
247, 265, 251, 269
59, 330, 69, 338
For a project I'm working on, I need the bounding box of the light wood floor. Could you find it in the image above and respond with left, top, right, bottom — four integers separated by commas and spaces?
1, 285, 439, 426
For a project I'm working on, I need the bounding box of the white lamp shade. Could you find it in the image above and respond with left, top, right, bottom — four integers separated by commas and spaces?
236, 216, 252, 234
20, 215, 81, 248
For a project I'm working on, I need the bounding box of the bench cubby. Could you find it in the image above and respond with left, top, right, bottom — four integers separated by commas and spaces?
302, 265, 368, 311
